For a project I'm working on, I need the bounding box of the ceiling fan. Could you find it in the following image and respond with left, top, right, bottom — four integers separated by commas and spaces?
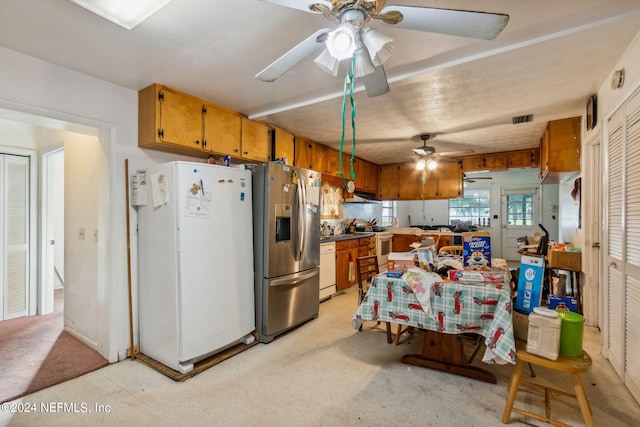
256, 0, 509, 96
412, 133, 474, 157
412, 133, 474, 170
463, 174, 493, 183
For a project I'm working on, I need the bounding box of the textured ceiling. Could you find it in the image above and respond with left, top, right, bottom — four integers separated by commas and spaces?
0, 0, 639, 165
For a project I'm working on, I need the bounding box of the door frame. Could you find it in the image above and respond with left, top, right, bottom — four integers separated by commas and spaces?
500, 186, 541, 262
39, 144, 64, 315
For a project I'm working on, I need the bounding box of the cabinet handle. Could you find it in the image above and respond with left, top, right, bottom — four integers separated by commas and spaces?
234, 149, 239, 152
195, 140, 200, 145
243, 151, 249, 155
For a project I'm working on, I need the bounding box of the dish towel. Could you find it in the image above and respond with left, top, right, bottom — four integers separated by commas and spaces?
402, 268, 442, 320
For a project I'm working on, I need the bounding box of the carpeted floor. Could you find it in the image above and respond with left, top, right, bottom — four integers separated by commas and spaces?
0, 289, 109, 403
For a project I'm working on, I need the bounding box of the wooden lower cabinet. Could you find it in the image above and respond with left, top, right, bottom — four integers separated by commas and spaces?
335, 237, 371, 291
392, 234, 423, 252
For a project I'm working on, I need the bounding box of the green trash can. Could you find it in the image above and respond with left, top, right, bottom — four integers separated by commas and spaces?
555, 310, 585, 357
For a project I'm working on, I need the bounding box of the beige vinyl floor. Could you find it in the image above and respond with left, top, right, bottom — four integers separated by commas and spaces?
2, 286, 639, 427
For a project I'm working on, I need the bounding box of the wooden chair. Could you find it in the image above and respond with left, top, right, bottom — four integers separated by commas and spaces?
355, 255, 392, 344
438, 245, 463, 256
502, 340, 593, 427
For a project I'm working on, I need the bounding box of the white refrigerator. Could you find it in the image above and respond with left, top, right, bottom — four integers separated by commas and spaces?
136, 161, 254, 374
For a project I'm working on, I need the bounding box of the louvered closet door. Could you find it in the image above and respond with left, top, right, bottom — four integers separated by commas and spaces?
607, 107, 625, 378
1, 154, 30, 320
624, 90, 640, 399
606, 89, 640, 402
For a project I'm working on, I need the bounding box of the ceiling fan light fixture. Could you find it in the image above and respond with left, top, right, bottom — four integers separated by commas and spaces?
416, 159, 426, 170
313, 47, 340, 76
426, 159, 438, 170
326, 24, 356, 60
352, 47, 376, 77
362, 28, 395, 66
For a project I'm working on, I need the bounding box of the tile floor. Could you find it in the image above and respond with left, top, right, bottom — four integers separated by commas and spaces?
1, 287, 639, 427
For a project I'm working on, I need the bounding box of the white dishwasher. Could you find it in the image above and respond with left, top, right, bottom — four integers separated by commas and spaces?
319, 242, 336, 302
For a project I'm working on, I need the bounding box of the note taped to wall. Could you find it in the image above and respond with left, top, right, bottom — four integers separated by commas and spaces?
130, 171, 148, 206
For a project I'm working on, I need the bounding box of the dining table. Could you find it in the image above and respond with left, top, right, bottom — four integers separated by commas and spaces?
352, 269, 516, 384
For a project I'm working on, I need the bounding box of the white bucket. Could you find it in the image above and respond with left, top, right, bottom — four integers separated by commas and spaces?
526, 307, 561, 360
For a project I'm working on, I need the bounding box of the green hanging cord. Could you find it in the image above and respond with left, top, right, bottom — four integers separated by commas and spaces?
337, 65, 350, 189
348, 55, 357, 182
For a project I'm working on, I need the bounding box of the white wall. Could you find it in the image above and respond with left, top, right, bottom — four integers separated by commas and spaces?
0, 46, 205, 362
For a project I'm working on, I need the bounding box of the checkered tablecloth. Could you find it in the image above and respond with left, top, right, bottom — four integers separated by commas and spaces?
352, 273, 516, 365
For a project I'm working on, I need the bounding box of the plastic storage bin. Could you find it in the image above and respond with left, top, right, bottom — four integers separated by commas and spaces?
556, 310, 585, 357
526, 307, 561, 360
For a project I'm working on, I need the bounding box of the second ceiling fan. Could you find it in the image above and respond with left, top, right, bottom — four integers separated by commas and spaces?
256, 0, 509, 96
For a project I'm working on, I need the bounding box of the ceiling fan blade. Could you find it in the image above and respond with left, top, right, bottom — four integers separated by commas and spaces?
432, 149, 475, 157
380, 6, 509, 40
256, 28, 330, 82
259, 0, 330, 13
361, 64, 389, 97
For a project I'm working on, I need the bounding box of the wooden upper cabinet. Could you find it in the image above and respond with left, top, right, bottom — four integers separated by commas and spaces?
397, 163, 424, 199
323, 147, 342, 176
295, 137, 314, 170
138, 84, 206, 153
437, 160, 463, 198
273, 127, 295, 165
482, 153, 507, 170
461, 153, 506, 172
378, 164, 400, 199
461, 155, 484, 171
507, 149, 540, 168
540, 116, 581, 183
241, 118, 271, 162
354, 157, 378, 194
203, 103, 241, 157
313, 143, 331, 174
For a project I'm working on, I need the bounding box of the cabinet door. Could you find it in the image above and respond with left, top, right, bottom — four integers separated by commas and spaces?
547, 117, 581, 173
436, 161, 463, 198
273, 127, 295, 164
398, 163, 423, 199
203, 103, 241, 156
313, 143, 331, 174
159, 87, 205, 151
378, 165, 399, 199
295, 137, 314, 170
507, 149, 539, 168
392, 235, 422, 252
482, 153, 507, 170
461, 155, 484, 172
354, 158, 378, 194
335, 249, 351, 291
241, 118, 271, 162
323, 146, 342, 177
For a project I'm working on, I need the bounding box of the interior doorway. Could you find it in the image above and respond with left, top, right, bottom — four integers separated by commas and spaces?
501, 187, 540, 262
41, 147, 64, 315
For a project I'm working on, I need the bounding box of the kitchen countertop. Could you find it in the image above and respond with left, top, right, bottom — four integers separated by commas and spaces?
320, 232, 375, 243
387, 227, 461, 236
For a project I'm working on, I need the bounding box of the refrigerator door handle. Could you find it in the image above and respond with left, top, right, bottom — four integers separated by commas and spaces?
295, 179, 304, 260
269, 269, 318, 287
299, 178, 307, 260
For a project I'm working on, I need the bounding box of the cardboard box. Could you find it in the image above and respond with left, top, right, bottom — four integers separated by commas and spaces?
513, 310, 529, 341
462, 232, 491, 269
387, 252, 415, 271
548, 295, 579, 312
547, 249, 581, 271
448, 269, 506, 283
515, 255, 545, 313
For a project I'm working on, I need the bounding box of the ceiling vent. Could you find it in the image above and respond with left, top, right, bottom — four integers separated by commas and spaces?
512, 114, 534, 124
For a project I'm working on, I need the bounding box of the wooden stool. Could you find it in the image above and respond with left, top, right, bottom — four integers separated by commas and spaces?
502, 340, 593, 427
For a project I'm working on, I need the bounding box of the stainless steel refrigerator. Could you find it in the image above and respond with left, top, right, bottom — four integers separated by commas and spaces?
252, 162, 321, 343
